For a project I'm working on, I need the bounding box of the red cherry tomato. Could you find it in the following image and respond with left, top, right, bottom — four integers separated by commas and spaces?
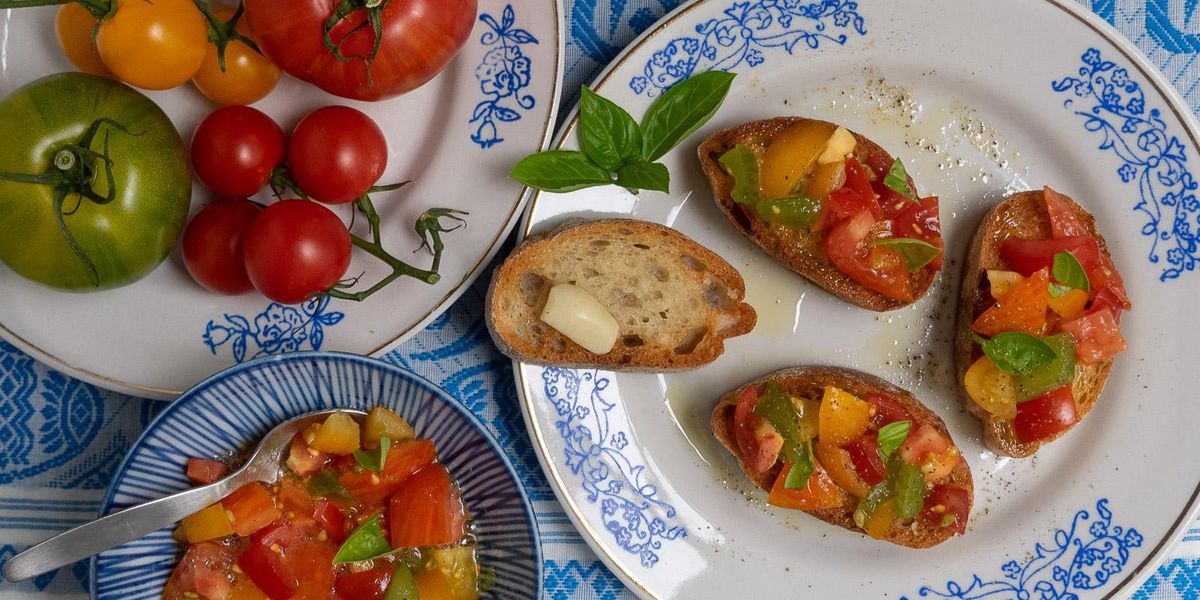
182, 199, 262, 295
287, 106, 388, 204
867, 392, 912, 428
920, 484, 970, 535
1013, 386, 1079, 444
842, 434, 887, 486
242, 200, 352, 304
191, 106, 286, 197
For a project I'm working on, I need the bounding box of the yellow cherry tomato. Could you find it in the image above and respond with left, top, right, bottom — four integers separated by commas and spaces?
760, 120, 837, 199
96, 0, 208, 91
55, 4, 113, 77
192, 8, 281, 105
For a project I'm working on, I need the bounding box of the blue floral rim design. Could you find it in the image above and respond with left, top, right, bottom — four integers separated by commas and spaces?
201, 296, 344, 364
472, 4, 539, 148
1052, 47, 1199, 281
540, 367, 686, 568
628, 0, 866, 97
906, 499, 1142, 600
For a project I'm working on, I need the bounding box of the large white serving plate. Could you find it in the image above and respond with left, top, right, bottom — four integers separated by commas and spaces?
0, 0, 562, 398
513, 0, 1200, 597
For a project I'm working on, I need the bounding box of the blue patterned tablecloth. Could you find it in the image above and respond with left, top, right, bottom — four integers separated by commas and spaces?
2, 1, 1200, 598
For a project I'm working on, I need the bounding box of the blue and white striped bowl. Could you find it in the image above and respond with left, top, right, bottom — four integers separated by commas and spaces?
89, 352, 542, 599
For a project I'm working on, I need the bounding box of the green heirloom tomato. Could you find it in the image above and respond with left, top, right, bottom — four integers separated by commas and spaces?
0, 72, 190, 290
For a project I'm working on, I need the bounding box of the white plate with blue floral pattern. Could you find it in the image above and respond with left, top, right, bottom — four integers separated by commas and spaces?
0, 0, 562, 398
513, 1, 1200, 598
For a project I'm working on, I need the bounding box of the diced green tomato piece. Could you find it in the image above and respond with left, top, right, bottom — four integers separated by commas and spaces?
753, 381, 810, 465
853, 483, 892, 529
755, 196, 822, 229
719, 144, 761, 205
364, 407, 416, 447
429, 544, 480, 600
1014, 334, 1077, 401
891, 460, 927, 520
383, 564, 419, 600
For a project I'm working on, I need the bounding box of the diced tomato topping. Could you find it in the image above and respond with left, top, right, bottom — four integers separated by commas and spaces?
334, 567, 392, 600
825, 158, 880, 221
221, 482, 281, 537
286, 434, 331, 478
867, 392, 912, 428
339, 439, 438, 505
1089, 287, 1128, 323
1093, 255, 1132, 311
186, 459, 230, 485
388, 464, 467, 548
999, 236, 1099, 278
276, 480, 315, 516
897, 424, 951, 466
311, 501, 347, 543
238, 540, 297, 600
1060, 308, 1127, 364
813, 441, 870, 497
891, 196, 944, 270
288, 543, 336, 600
822, 210, 914, 302
1013, 386, 1079, 444
163, 541, 237, 600
920, 484, 970, 535
732, 386, 782, 473
971, 268, 1049, 336
842, 434, 887, 486
766, 461, 847, 511
1043, 187, 1089, 238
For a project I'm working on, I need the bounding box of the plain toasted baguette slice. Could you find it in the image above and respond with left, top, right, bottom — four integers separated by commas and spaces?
697, 117, 937, 311
485, 219, 756, 371
954, 190, 1114, 458
712, 366, 974, 549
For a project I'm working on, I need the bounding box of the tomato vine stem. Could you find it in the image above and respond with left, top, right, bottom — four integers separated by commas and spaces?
321, 0, 392, 86
193, 0, 263, 72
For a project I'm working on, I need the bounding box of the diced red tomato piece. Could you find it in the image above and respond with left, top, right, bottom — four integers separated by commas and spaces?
822, 210, 914, 302
897, 424, 951, 466
971, 268, 1049, 336
1060, 308, 1127, 364
766, 461, 847, 510
339, 439, 438, 505
312, 501, 347, 543
1043, 187, 1089, 238
288, 543, 336, 600
334, 567, 392, 600
276, 480, 315, 516
891, 196, 944, 270
842, 434, 887, 485
1089, 286, 1129, 323
920, 484, 970, 535
238, 541, 297, 600
867, 392, 912, 428
221, 482, 281, 537
1013, 386, 1079, 444
286, 434, 331, 478
732, 385, 782, 473
163, 541, 237, 600
186, 458, 230, 485
824, 158, 880, 222
999, 236, 1100, 278
389, 464, 467, 548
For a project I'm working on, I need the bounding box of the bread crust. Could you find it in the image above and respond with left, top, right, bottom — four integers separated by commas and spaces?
711, 366, 974, 549
953, 190, 1114, 457
697, 117, 938, 312
485, 219, 756, 371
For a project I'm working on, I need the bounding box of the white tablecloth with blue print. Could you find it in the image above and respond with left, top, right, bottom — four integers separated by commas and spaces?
2, 1, 1200, 598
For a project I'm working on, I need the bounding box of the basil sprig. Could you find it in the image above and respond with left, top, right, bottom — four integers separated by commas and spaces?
511, 71, 736, 194
883, 158, 918, 201
973, 332, 1056, 375
1051, 250, 1090, 296
876, 420, 911, 460
783, 440, 816, 491
871, 237, 942, 271
333, 515, 395, 564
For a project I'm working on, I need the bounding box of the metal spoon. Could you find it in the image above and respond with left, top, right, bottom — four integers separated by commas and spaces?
2, 408, 365, 582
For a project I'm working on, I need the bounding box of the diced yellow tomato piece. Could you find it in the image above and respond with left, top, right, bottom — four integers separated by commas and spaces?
181, 503, 234, 543
415, 568, 457, 600
986, 270, 1025, 299
792, 396, 821, 441
818, 386, 872, 447
964, 355, 1017, 419
971, 268, 1050, 336
429, 545, 480, 600
863, 499, 897, 540
767, 461, 848, 510
921, 447, 961, 483
760, 120, 837, 199
306, 413, 361, 455
1047, 288, 1089, 320
804, 160, 846, 199
363, 406, 416, 448
814, 441, 870, 497
229, 578, 270, 600
220, 482, 280, 537
817, 126, 857, 164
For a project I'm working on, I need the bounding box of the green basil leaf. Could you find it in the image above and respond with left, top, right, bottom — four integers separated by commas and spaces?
641, 70, 736, 161
510, 151, 613, 192
1048, 282, 1073, 298
891, 459, 926, 520
615, 158, 670, 194
579, 85, 643, 172
973, 332, 1057, 375
353, 436, 392, 473
719, 144, 761, 205
853, 483, 893, 529
1052, 250, 1090, 293
883, 158, 918, 201
306, 469, 351, 502
876, 420, 911, 460
783, 439, 815, 490
383, 563, 419, 600
333, 515, 394, 564
871, 237, 942, 271
754, 380, 810, 466
756, 196, 822, 229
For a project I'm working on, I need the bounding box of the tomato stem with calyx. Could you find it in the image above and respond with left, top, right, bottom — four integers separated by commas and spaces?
193, 0, 262, 72
321, 0, 391, 85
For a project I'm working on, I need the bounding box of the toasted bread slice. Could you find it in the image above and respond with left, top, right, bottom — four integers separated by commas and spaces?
698, 117, 937, 311
954, 190, 1114, 457
712, 366, 974, 549
486, 219, 756, 371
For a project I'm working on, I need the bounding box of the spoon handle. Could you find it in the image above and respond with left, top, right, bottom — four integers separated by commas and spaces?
2, 480, 236, 582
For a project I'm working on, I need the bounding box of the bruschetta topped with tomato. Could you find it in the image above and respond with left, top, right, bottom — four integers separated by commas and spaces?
712, 367, 973, 548
955, 188, 1131, 457
698, 118, 943, 311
